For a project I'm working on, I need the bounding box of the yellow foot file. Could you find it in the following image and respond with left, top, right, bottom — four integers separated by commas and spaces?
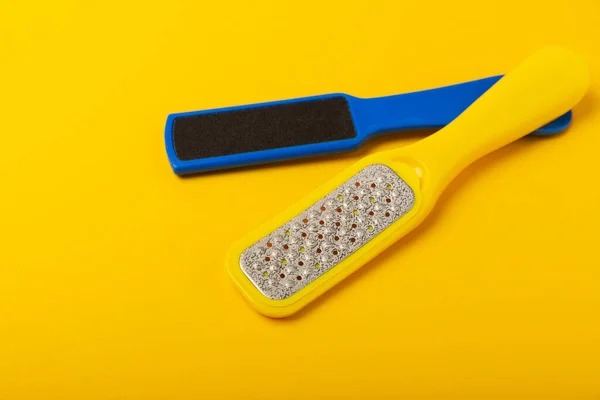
227, 47, 590, 317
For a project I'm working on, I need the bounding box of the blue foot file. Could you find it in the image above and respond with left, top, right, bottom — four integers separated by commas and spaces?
165, 75, 572, 175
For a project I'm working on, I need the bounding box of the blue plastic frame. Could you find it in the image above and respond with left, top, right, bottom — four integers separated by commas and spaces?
165, 75, 572, 175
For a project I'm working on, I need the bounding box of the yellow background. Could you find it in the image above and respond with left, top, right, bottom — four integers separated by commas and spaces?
1, 1, 599, 398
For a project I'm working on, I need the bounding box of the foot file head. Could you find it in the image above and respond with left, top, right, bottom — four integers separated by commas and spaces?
227, 47, 589, 317
240, 164, 415, 300
165, 76, 573, 175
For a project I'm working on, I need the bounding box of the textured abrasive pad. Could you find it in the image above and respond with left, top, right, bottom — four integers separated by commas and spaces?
239, 164, 415, 300
171, 97, 357, 161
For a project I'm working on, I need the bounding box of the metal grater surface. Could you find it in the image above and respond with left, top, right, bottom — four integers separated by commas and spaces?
239, 164, 415, 300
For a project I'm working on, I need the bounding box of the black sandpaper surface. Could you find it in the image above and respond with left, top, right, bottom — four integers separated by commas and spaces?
171, 96, 357, 161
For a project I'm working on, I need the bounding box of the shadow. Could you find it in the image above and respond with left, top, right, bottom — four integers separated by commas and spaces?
267, 95, 596, 322
571, 89, 597, 121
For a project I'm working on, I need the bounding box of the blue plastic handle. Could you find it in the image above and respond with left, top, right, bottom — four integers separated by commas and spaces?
349, 75, 571, 139
165, 75, 572, 175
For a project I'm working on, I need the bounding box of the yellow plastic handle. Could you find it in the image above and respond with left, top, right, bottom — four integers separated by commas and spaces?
397, 47, 590, 196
